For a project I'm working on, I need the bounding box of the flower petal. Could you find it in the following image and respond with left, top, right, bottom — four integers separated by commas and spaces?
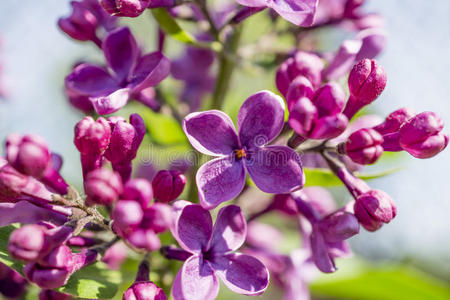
183, 111, 239, 156
235, 0, 266, 7
268, 0, 318, 26
174, 204, 213, 253
310, 114, 348, 139
210, 253, 269, 295
323, 39, 362, 81
172, 255, 219, 300
209, 205, 246, 253
311, 227, 336, 273
0, 201, 67, 226
91, 88, 131, 115
130, 52, 171, 94
65, 63, 117, 96
102, 27, 139, 82
197, 157, 246, 210
245, 146, 304, 194
238, 90, 285, 149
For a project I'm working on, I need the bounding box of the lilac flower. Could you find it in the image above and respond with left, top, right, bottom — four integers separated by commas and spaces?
65, 27, 170, 114
183, 90, 304, 209
124, 258, 167, 300
337, 128, 384, 165
101, 0, 175, 18
236, 0, 318, 26
152, 170, 186, 203
84, 167, 123, 206
354, 189, 396, 231
122, 178, 153, 208
171, 201, 269, 300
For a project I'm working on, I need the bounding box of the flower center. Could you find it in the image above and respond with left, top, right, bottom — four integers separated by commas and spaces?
234, 148, 247, 159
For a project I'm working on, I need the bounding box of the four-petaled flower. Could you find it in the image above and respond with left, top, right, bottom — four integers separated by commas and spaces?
65, 26, 170, 114
183, 90, 304, 209
171, 201, 269, 300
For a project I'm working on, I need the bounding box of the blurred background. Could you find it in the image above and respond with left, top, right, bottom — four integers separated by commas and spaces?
0, 0, 449, 299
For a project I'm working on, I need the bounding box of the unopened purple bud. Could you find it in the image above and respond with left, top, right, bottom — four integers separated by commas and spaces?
24, 262, 72, 289
39, 289, 71, 300
319, 211, 360, 243
8, 224, 46, 262
398, 112, 449, 158
74, 116, 111, 156
113, 200, 144, 233
152, 170, 186, 203
84, 168, 123, 206
123, 281, 167, 300
101, 0, 153, 17
339, 128, 384, 165
313, 82, 346, 116
122, 178, 153, 208
354, 189, 396, 231
141, 203, 172, 233
38, 245, 74, 269
58, 1, 99, 43
6, 134, 51, 178
344, 59, 387, 119
285, 76, 314, 111
373, 108, 415, 135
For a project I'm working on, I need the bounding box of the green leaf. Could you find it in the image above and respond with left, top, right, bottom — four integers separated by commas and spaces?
141, 109, 187, 146
0, 224, 24, 275
304, 167, 400, 187
311, 261, 450, 300
57, 262, 122, 299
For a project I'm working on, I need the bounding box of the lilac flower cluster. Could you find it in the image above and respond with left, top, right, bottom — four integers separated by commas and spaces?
0, 0, 448, 299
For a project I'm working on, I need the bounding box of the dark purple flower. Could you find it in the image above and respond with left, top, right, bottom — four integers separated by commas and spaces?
354, 189, 396, 231
276, 51, 324, 97
65, 27, 170, 114
398, 112, 449, 159
74, 116, 111, 178
236, 0, 318, 26
171, 201, 269, 300
105, 114, 146, 181
343, 59, 387, 119
289, 82, 348, 140
183, 90, 304, 209
84, 168, 123, 206
338, 128, 384, 165
124, 281, 167, 300
152, 170, 186, 203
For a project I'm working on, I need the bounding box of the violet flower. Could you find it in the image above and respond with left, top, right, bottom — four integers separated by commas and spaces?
235, 0, 318, 26
65, 27, 170, 114
171, 201, 269, 300
183, 90, 304, 209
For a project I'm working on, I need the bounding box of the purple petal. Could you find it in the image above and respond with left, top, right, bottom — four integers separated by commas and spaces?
130, 52, 171, 94
319, 211, 360, 243
238, 91, 285, 149
245, 146, 304, 194
355, 28, 387, 61
328, 240, 352, 258
0, 201, 67, 226
310, 114, 348, 139
172, 255, 219, 300
210, 253, 269, 295
65, 64, 117, 96
197, 157, 246, 210
311, 228, 336, 273
174, 204, 213, 253
209, 205, 246, 253
268, 0, 318, 26
235, 0, 266, 7
183, 111, 239, 156
323, 39, 362, 81
91, 88, 131, 114
102, 27, 139, 82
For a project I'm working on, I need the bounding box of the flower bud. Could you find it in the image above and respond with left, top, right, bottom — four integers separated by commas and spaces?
84, 168, 123, 206
318, 211, 360, 243
398, 112, 449, 158
122, 178, 153, 208
58, 1, 99, 43
141, 203, 172, 234
38, 245, 74, 269
339, 128, 384, 165
74, 116, 111, 156
373, 108, 415, 135
123, 281, 167, 300
6, 134, 51, 178
24, 262, 72, 289
285, 76, 314, 111
39, 289, 71, 300
354, 189, 396, 231
112, 200, 144, 234
344, 59, 387, 119
152, 170, 186, 203
8, 224, 46, 262
276, 51, 324, 96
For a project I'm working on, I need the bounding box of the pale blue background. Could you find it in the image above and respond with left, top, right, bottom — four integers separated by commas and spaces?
0, 0, 449, 277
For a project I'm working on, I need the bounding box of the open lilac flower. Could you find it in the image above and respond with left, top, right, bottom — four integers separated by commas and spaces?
183, 90, 304, 209
65, 27, 170, 114
171, 201, 269, 300
236, 0, 318, 26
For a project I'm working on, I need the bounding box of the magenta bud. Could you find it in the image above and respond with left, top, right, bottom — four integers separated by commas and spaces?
38, 245, 74, 269
276, 51, 324, 96
339, 128, 384, 165
74, 116, 111, 156
354, 189, 396, 231
101, 0, 153, 17
141, 203, 172, 234
84, 168, 123, 206
398, 111, 449, 158
319, 211, 360, 243
58, 1, 99, 42
8, 225, 46, 262
373, 107, 415, 135
6, 134, 51, 178
288, 97, 317, 138
344, 59, 387, 119
152, 170, 186, 203
122, 178, 153, 208
24, 262, 72, 289
123, 281, 167, 300
285, 76, 314, 111
39, 289, 71, 300
113, 200, 144, 233
313, 82, 346, 116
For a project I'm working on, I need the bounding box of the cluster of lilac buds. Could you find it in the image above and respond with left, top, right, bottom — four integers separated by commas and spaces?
0, 0, 448, 299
